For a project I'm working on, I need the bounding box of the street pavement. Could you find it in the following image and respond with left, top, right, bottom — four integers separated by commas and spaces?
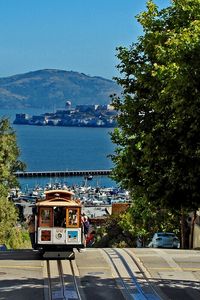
0, 248, 200, 299
130, 248, 200, 299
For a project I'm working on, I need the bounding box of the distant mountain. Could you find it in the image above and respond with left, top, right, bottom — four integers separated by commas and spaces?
0, 69, 121, 109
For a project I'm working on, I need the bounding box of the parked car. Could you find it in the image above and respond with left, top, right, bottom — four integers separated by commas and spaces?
148, 232, 180, 248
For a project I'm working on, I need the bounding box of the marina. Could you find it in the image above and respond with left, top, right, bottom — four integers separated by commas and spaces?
10, 179, 130, 220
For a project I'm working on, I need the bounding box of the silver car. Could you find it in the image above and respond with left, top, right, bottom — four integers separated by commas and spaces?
148, 232, 180, 248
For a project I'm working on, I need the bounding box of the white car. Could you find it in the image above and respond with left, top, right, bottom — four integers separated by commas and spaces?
148, 232, 180, 248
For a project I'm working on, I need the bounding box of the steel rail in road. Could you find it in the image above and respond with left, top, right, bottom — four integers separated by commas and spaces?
123, 249, 162, 300
102, 248, 162, 300
45, 260, 81, 300
14, 169, 111, 178
69, 260, 82, 300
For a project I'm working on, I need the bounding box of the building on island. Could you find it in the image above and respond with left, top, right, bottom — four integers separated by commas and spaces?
13, 102, 118, 128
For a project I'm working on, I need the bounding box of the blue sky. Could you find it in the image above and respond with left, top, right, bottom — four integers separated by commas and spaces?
0, 0, 170, 80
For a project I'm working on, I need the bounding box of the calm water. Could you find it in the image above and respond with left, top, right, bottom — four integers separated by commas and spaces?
0, 109, 117, 189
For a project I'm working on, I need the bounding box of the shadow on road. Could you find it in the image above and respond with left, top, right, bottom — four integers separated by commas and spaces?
0, 249, 42, 260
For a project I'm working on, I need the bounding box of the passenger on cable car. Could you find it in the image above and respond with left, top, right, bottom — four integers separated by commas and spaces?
69, 209, 78, 226
81, 213, 90, 247
27, 214, 36, 249
54, 207, 66, 227
86, 230, 96, 246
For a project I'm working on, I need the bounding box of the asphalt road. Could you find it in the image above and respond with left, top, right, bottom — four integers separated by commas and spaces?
0, 248, 199, 300
131, 248, 200, 300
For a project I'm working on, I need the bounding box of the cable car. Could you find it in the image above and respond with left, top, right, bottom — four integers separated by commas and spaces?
34, 189, 84, 259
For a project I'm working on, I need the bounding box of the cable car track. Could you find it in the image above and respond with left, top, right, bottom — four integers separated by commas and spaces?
45, 259, 82, 300
102, 248, 162, 300
69, 260, 82, 300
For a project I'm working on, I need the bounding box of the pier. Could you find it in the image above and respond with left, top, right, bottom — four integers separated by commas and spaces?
14, 169, 112, 178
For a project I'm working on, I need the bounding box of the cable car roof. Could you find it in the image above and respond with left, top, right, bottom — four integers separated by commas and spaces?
44, 189, 74, 195
36, 198, 81, 207
36, 189, 81, 207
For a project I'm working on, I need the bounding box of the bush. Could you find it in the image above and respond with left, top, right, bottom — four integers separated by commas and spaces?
93, 215, 136, 248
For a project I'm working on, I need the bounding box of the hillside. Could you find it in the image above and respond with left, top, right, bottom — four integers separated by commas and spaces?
0, 69, 121, 109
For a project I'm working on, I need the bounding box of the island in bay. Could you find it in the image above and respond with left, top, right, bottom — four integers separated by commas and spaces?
13, 101, 118, 128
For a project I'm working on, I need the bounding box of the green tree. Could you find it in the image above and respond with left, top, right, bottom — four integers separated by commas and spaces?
0, 117, 25, 247
119, 196, 180, 245
111, 0, 200, 246
0, 118, 25, 194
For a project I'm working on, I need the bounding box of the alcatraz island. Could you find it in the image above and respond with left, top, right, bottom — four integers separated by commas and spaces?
13, 101, 118, 128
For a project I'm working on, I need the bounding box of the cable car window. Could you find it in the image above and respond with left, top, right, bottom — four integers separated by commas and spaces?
67, 208, 80, 227
39, 208, 53, 227
54, 207, 66, 227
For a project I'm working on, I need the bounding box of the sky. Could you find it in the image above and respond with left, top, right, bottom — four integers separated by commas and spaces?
0, 0, 170, 80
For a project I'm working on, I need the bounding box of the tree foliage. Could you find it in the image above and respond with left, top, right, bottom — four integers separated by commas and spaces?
94, 214, 136, 248
111, 0, 200, 211
0, 118, 25, 194
0, 117, 25, 247
119, 196, 180, 244
93, 197, 180, 248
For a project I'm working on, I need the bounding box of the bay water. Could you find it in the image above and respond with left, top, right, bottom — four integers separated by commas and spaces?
0, 109, 117, 190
